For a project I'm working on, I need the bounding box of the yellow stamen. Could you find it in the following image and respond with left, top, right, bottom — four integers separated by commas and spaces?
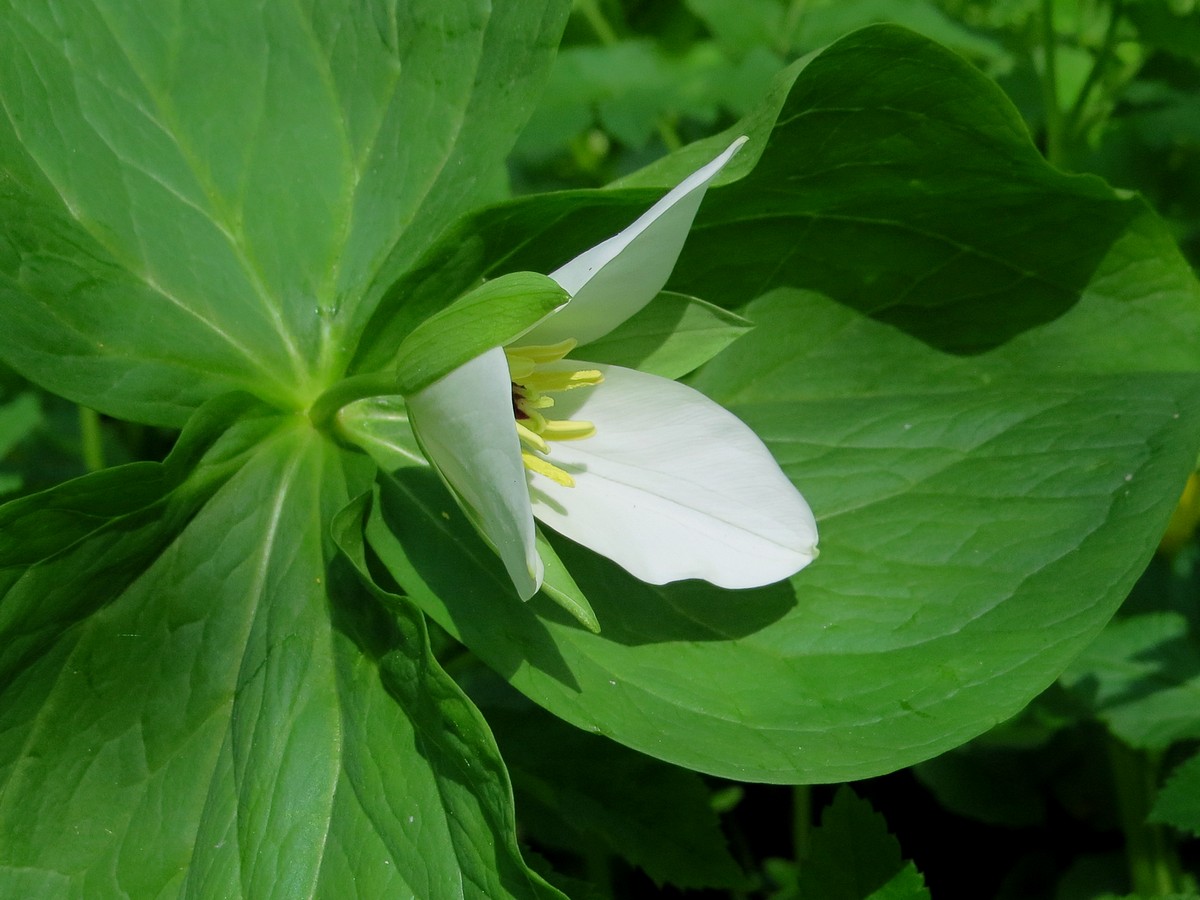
506, 356, 536, 380
505, 339, 578, 365
507, 339, 601, 488
519, 406, 548, 432
522, 369, 604, 393
521, 451, 575, 487
541, 419, 596, 441
515, 421, 548, 453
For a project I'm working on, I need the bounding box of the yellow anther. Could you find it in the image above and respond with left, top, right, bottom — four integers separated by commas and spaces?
521, 452, 575, 487
522, 369, 604, 393
506, 355, 536, 380
515, 421, 548, 453
541, 419, 596, 441
506, 339, 578, 364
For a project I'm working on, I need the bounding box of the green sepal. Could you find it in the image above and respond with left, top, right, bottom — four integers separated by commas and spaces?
394, 271, 569, 394
578, 291, 753, 379
535, 529, 601, 634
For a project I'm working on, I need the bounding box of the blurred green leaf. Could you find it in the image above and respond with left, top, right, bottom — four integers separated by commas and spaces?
0, 392, 40, 494
685, 0, 784, 57
1127, 1, 1200, 61
788, 0, 1007, 61
515, 39, 731, 159
1061, 612, 1200, 750
914, 745, 1047, 828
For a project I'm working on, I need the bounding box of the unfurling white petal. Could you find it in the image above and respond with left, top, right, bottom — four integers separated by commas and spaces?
524, 137, 748, 348
406, 349, 543, 599
525, 362, 818, 588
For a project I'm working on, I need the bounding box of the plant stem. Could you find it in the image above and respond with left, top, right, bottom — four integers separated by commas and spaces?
576, 0, 617, 46
792, 784, 812, 865
656, 116, 683, 152
781, 0, 809, 55
78, 406, 105, 472
1039, 0, 1066, 167
1065, 0, 1125, 142
308, 373, 402, 434
1107, 736, 1182, 897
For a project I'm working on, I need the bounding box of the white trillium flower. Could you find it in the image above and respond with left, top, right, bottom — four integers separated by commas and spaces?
407, 137, 818, 600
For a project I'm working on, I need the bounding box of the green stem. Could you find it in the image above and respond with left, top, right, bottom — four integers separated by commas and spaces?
1065, 0, 1125, 140
1039, 0, 1066, 167
656, 116, 683, 152
781, 0, 809, 54
308, 373, 401, 434
1107, 736, 1182, 897
576, 0, 617, 46
78, 406, 105, 472
792, 784, 812, 865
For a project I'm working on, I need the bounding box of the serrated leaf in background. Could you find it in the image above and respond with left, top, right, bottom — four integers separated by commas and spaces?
797, 787, 930, 900
1150, 750, 1200, 838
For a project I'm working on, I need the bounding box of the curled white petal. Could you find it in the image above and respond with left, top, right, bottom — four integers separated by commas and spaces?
526, 363, 818, 588
524, 136, 749, 348
406, 349, 543, 599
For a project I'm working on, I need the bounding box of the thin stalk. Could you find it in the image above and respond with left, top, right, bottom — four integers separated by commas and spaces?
1107, 736, 1183, 897
78, 406, 105, 472
575, 0, 617, 46
1065, 0, 1125, 141
792, 784, 812, 865
656, 116, 683, 153
781, 0, 809, 55
308, 372, 402, 434
1039, 0, 1066, 167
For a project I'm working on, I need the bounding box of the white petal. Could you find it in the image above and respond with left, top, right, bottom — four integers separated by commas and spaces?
522, 137, 748, 348
406, 349, 544, 599
527, 363, 817, 588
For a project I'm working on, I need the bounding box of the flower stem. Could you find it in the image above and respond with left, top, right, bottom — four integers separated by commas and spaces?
576, 0, 617, 46
1039, 0, 1066, 167
78, 406, 105, 472
1107, 735, 1183, 897
308, 373, 401, 433
792, 784, 812, 865
1065, 0, 1125, 143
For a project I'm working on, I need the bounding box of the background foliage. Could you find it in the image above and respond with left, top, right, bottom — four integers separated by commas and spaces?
3, 0, 1200, 898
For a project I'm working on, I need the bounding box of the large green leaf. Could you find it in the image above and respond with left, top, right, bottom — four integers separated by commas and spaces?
0, 422, 559, 899
368, 288, 1200, 781
0, 393, 276, 685
358, 25, 1200, 782
355, 25, 1198, 370
0, 0, 569, 426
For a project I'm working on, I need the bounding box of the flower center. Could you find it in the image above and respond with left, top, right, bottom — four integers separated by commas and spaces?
505, 338, 602, 488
